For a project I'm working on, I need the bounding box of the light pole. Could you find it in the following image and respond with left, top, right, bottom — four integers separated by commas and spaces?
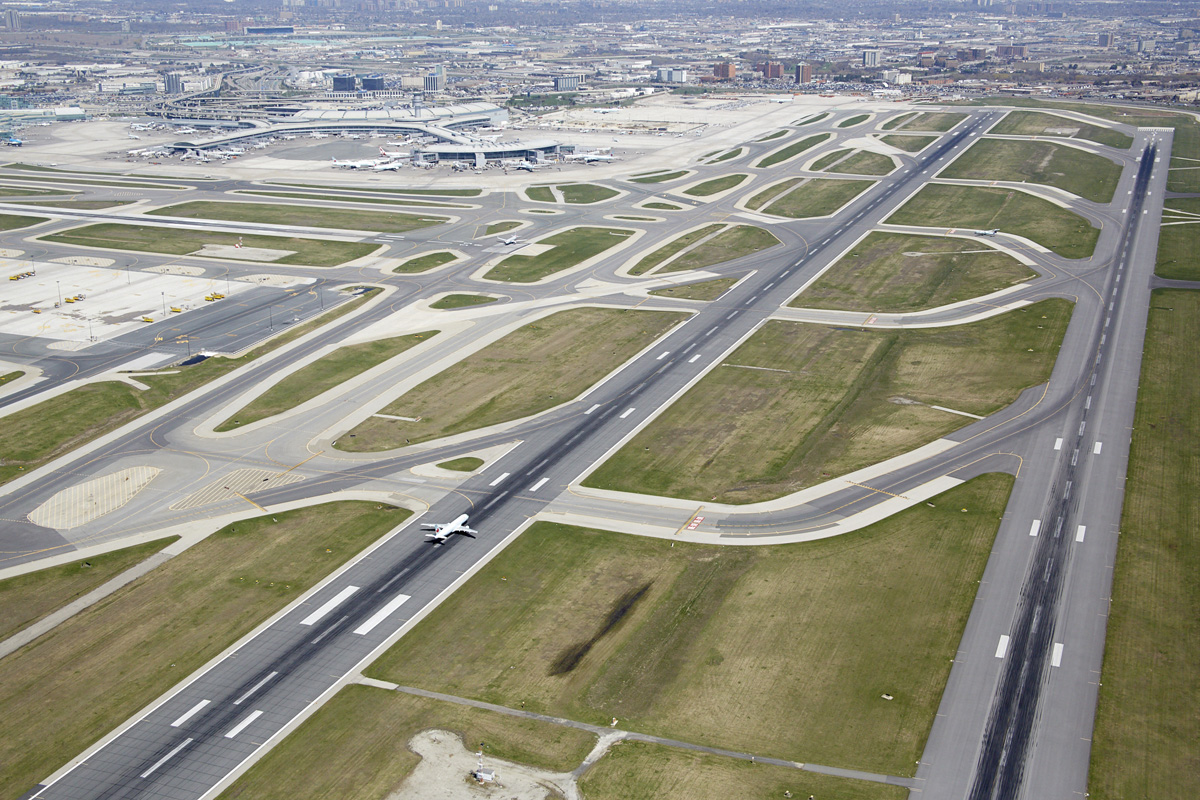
55, 280, 61, 307
268, 305, 273, 331
161, 292, 167, 315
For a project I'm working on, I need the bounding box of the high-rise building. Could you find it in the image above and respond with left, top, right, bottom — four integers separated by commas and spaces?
1097, 32, 1114, 47
423, 64, 446, 93
361, 75, 386, 91
713, 61, 736, 80
553, 74, 581, 91
332, 73, 356, 93
656, 67, 688, 83
862, 49, 881, 68
5, 9, 19, 30
756, 62, 783, 79
164, 73, 183, 94
795, 63, 813, 83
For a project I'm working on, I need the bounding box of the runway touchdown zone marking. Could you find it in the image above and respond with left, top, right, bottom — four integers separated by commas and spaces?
995, 635, 1010, 659
224, 710, 262, 739
300, 585, 359, 626
170, 700, 209, 728
1029, 519, 1041, 537
354, 593, 411, 636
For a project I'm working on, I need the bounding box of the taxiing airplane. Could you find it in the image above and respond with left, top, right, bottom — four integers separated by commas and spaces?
421, 514, 478, 543
974, 229, 999, 236
499, 235, 520, 245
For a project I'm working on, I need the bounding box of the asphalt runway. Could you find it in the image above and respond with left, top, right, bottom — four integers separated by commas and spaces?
0, 106, 1170, 799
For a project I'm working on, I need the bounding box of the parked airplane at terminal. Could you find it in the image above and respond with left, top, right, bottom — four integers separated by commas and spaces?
421, 514, 478, 543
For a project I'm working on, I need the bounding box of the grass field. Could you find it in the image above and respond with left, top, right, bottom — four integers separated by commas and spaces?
559, 183, 620, 204
1154, 199, 1200, 280
1088, 289, 1200, 800
219, 685, 597, 800
880, 134, 936, 152
580, 740, 907, 800
437, 456, 484, 471
215, 332, 435, 431
338, 307, 686, 451
823, 150, 896, 176
881, 112, 916, 131
147, 200, 446, 234
938, 138, 1121, 203
710, 147, 744, 163
649, 275, 740, 302
233, 190, 468, 209
16, 199, 132, 210
643, 201, 682, 210
745, 177, 802, 211
762, 178, 872, 218
683, 173, 750, 197
888, 184, 1099, 259
630, 170, 690, 184
367, 474, 1013, 777
0, 289, 378, 487
0, 370, 22, 386
526, 186, 555, 202
0, 185, 69, 197
756, 129, 790, 141
989, 110, 1133, 149
611, 215, 658, 221
0, 538, 174, 642
838, 113, 870, 128
660, 225, 780, 273
393, 250, 457, 273
794, 231, 1036, 312
43, 223, 377, 267
755, 133, 831, 168
902, 112, 967, 132
484, 220, 521, 235
430, 293, 496, 310
811, 149, 851, 171
0, 502, 409, 799
485, 226, 633, 282
796, 111, 830, 125
584, 300, 1070, 503
0, 212, 47, 231
629, 224, 724, 275
0, 174, 180, 190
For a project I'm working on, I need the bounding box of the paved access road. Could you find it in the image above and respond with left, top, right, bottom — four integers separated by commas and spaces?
0, 105, 1168, 800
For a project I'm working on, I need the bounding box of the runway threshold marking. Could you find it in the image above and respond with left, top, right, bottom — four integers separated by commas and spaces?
1051, 642, 1064, 668
1029, 519, 1041, 537
1075, 525, 1086, 543
354, 593, 411, 635
233, 671, 277, 706
140, 738, 193, 778
170, 700, 210, 728
300, 586, 359, 626
224, 710, 263, 739
995, 635, 1010, 659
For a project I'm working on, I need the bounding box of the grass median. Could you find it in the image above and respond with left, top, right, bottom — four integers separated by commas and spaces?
684, 173, 750, 197
881, 112, 916, 131
660, 225, 779, 272
989, 110, 1132, 149
484, 226, 633, 282
215, 331, 436, 431
367, 473, 1013, 777
430, 294, 496, 310
232, 190, 469, 209
755, 133, 831, 168
437, 456, 484, 471
888, 183, 1099, 259
900, 111, 967, 132
147, 200, 447, 234
42, 223, 377, 267
710, 147, 744, 163
337, 307, 686, 451
762, 178, 872, 218
1088, 289, 1200, 800
484, 220, 521, 235
938, 138, 1121, 203
392, 250, 457, 273
272, 182, 480, 197
0, 212, 48, 231
746, 177, 802, 210
629, 170, 690, 184
880, 134, 936, 152
0, 501, 410, 800
838, 113, 870, 128
0, 289, 378, 489
650, 275, 740, 302
559, 183, 620, 204
793, 231, 1036, 312
219, 685, 596, 800
820, 150, 896, 176
526, 186, 555, 202
1155, 198, 1200, 280
0, 538, 175, 642
629, 224, 724, 275
585, 299, 1070, 503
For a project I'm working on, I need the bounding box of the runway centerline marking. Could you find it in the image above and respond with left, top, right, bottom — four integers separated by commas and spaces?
585, 404, 600, 415
300, 586, 359, 626
488, 472, 510, 487
140, 738, 192, 778
224, 710, 262, 739
354, 593, 411, 635
995, 635, 1010, 659
170, 700, 209, 728
233, 671, 277, 706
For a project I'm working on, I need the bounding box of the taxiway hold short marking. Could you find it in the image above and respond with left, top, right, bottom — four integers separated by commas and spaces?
530, 477, 549, 492
354, 593, 411, 636
170, 700, 209, 729
300, 586, 359, 626
995, 635, 1010, 659
489, 472, 510, 487
1029, 519, 1041, 537
620, 407, 635, 419
1076, 525, 1086, 543
141, 738, 192, 778
224, 710, 262, 739
1051, 642, 1064, 668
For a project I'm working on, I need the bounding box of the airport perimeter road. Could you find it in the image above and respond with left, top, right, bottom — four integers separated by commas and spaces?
913, 130, 1171, 800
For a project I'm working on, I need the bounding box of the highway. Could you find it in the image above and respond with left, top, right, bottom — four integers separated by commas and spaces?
0, 105, 1169, 799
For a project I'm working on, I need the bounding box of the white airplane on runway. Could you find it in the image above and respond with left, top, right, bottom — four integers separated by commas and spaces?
974, 228, 999, 236
421, 514, 478, 543
499, 235, 520, 245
